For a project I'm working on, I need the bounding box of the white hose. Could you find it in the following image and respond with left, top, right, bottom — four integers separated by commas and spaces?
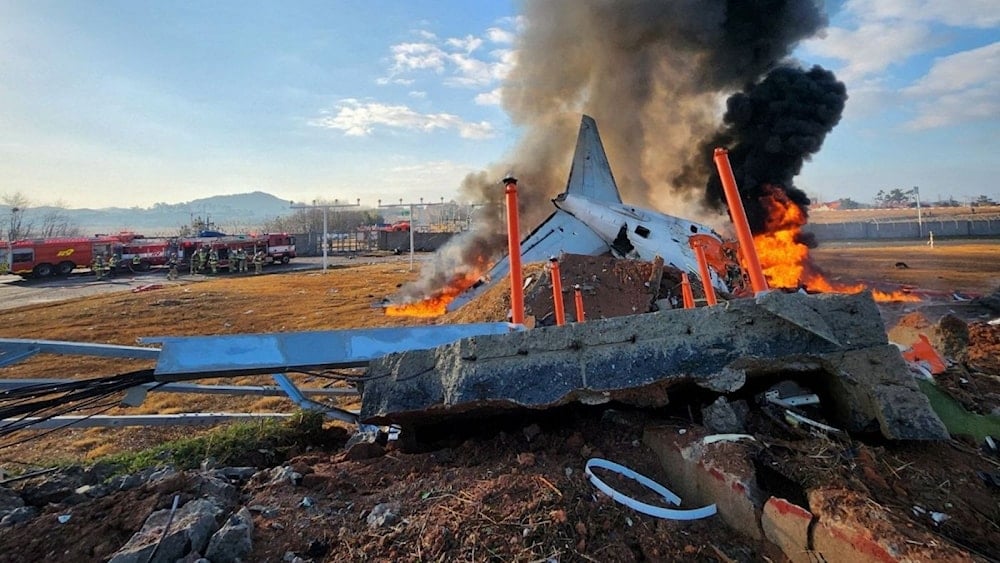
584, 458, 717, 520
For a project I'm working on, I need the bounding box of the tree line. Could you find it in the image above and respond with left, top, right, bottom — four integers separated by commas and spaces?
3, 192, 82, 241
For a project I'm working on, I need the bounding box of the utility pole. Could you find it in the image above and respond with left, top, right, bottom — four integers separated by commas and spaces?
912, 186, 922, 237
5, 207, 18, 274
379, 197, 445, 271
290, 199, 360, 273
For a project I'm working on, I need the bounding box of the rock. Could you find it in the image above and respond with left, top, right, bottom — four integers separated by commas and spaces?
108, 498, 222, 563
266, 466, 302, 486
932, 314, 970, 362
15, 469, 85, 506
0, 506, 38, 527
74, 484, 111, 499
218, 467, 258, 482
0, 486, 24, 512
205, 507, 254, 563
147, 467, 177, 484
344, 429, 387, 461
192, 474, 239, 512
366, 502, 402, 528
701, 397, 748, 434
972, 287, 1000, 313
82, 461, 117, 485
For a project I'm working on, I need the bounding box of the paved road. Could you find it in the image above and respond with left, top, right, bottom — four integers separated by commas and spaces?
0, 254, 430, 312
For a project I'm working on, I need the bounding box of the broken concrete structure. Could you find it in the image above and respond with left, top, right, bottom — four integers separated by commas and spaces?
361, 291, 947, 441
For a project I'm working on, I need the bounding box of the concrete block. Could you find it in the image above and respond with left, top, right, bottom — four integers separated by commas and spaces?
643, 426, 763, 540
761, 497, 814, 563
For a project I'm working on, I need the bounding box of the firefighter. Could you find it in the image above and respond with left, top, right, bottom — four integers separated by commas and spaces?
208, 247, 219, 274
234, 247, 247, 273
107, 253, 119, 277
92, 253, 106, 280
193, 246, 207, 273
166, 253, 179, 281
131, 253, 142, 272
253, 249, 265, 274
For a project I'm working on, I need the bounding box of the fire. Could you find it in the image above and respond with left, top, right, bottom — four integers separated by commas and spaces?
384, 262, 489, 318
752, 185, 920, 303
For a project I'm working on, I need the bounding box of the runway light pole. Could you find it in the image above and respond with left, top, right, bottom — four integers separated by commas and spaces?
290, 199, 361, 273
379, 196, 447, 271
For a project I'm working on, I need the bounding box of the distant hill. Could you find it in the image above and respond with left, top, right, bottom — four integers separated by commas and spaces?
1, 191, 294, 237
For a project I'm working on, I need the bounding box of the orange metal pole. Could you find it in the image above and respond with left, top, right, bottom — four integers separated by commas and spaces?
549, 257, 566, 326
713, 148, 768, 295
574, 284, 586, 322
504, 176, 525, 325
692, 244, 718, 306
681, 273, 695, 309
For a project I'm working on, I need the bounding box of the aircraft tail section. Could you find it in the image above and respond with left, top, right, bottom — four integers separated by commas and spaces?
564, 115, 623, 204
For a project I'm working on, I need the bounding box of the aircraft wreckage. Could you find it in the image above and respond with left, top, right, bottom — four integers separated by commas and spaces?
0, 115, 946, 445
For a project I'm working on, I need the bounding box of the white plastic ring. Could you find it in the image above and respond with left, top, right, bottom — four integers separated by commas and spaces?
584, 458, 717, 520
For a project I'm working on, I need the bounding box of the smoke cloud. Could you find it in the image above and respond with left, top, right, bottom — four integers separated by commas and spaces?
398, 0, 840, 302
698, 66, 848, 233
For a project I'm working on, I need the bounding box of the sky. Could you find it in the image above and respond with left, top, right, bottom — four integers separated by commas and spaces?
0, 0, 997, 211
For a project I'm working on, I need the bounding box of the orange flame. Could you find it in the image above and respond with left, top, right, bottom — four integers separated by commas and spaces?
753, 185, 919, 303
384, 260, 490, 318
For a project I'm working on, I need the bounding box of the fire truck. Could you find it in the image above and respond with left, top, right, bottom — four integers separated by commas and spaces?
1, 232, 295, 278
115, 234, 178, 272
0, 236, 119, 278
176, 233, 296, 272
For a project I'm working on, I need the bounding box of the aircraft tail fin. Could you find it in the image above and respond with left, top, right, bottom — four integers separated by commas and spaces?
563, 115, 623, 204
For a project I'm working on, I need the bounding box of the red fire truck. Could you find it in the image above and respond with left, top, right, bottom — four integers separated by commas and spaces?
115, 235, 178, 272
0, 236, 119, 278
1, 232, 294, 278
176, 233, 296, 272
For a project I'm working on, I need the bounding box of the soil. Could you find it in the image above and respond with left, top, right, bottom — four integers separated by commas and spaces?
0, 244, 999, 562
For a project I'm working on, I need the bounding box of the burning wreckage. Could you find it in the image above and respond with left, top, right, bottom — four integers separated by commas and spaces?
364, 115, 947, 443
0, 114, 991, 561
0, 115, 948, 442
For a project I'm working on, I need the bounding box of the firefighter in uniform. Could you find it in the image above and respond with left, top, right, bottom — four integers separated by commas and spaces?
208, 248, 219, 274
92, 253, 106, 280
234, 247, 247, 273
193, 246, 207, 273
107, 254, 119, 277
253, 249, 265, 274
166, 253, 179, 280
131, 253, 142, 272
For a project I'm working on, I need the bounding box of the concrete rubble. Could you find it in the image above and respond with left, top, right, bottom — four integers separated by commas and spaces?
361, 291, 948, 441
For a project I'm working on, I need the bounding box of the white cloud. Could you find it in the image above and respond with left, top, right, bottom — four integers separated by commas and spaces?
446, 35, 483, 53
388, 42, 447, 74
311, 99, 495, 140
486, 27, 516, 44
844, 0, 1000, 28
474, 87, 502, 106
802, 22, 934, 82
379, 20, 518, 100
408, 90, 427, 99
903, 41, 1000, 129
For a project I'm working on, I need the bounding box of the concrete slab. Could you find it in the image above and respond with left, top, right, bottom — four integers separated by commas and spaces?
360, 292, 947, 440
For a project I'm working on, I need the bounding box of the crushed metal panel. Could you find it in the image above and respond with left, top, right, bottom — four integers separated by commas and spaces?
0, 338, 160, 368
142, 323, 518, 378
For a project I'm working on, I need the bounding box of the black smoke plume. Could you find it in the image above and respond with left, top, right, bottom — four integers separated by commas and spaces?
395, 0, 836, 303
700, 66, 848, 233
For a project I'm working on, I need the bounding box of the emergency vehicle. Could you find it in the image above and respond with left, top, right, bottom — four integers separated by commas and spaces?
176, 233, 296, 272
0, 236, 119, 278
1, 232, 294, 278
